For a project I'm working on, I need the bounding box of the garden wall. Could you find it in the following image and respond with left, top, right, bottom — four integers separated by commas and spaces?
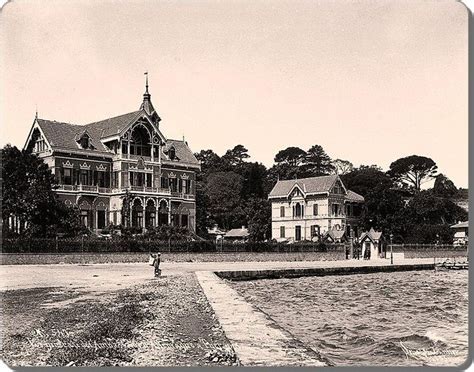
0, 251, 346, 265
389, 244, 468, 259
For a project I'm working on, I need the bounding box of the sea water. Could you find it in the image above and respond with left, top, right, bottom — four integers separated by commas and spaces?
231, 270, 468, 366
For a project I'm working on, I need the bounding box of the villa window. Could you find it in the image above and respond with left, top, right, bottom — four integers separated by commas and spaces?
311, 225, 320, 238
97, 171, 106, 187
161, 176, 169, 189
80, 136, 89, 149
122, 142, 128, 154
169, 178, 178, 192
280, 206, 285, 217
80, 170, 90, 185
280, 226, 285, 238
181, 214, 188, 228
294, 203, 303, 218
169, 147, 176, 160
63, 168, 72, 185
130, 126, 151, 157
313, 204, 318, 216
332, 203, 341, 217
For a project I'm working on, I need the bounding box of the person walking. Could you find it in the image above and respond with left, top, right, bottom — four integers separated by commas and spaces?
153, 252, 161, 277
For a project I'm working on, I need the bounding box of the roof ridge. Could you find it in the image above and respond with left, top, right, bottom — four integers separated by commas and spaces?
85, 110, 142, 127
37, 118, 83, 128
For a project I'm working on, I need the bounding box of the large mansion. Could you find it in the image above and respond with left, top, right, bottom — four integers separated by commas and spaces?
268, 175, 364, 241
24, 80, 200, 232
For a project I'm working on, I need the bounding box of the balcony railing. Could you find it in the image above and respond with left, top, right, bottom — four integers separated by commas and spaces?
55, 184, 195, 199
56, 185, 112, 193
170, 191, 195, 200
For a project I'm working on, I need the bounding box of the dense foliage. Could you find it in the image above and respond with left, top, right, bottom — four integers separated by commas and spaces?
2, 145, 87, 238
1, 141, 467, 244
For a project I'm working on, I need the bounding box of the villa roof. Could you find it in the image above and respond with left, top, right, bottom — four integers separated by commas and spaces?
30, 89, 200, 167
84, 110, 143, 139
225, 227, 249, 238
346, 190, 365, 202
269, 175, 338, 197
359, 228, 383, 242
325, 229, 346, 241
268, 175, 364, 203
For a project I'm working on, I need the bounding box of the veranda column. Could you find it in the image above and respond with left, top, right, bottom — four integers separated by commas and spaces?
168, 202, 171, 225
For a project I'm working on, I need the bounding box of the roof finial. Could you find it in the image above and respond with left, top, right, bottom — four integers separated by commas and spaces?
35, 104, 38, 120
144, 71, 149, 94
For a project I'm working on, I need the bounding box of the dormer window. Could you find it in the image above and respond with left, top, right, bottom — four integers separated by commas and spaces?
80, 136, 89, 149
77, 132, 92, 149
168, 147, 176, 160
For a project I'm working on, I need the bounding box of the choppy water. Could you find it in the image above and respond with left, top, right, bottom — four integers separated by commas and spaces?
231, 270, 468, 366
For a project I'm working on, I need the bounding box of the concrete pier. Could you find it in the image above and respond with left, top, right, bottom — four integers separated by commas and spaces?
196, 271, 327, 366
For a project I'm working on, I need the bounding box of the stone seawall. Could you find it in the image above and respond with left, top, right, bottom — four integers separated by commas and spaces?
216, 263, 436, 281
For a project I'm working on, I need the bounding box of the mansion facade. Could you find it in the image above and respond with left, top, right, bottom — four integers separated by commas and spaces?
268, 175, 364, 241
24, 81, 200, 232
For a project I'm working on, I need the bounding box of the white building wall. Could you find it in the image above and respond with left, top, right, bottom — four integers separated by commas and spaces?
271, 195, 349, 240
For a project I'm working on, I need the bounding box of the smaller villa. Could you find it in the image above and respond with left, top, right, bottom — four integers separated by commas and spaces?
451, 221, 468, 246
268, 175, 364, 241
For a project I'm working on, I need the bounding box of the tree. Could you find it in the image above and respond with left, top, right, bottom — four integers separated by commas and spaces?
205, 171, 245, 229
244, 197, 271, 242
274, 147, 306, 166
388, 155, 438, 191
222, 145, 250, 166
433, 174, 458, 198
195, 149, 226, 173
304, 145, 334, 176
240, 162, 267, 199
404, 190, 467, 226
2, 144, 82, 237
341, 166, 394, 197
331, 159, 354, 175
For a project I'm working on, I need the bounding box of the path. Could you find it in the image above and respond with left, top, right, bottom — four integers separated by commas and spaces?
0, 258, 435, 292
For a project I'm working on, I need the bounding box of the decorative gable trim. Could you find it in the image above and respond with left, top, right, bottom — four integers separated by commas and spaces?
330, 176, 348, 195
80, 162, 91, 170
118, 110, 166, 143
62, 160, 73, 168
168, 172, 176, 179
181, 174, 189, 180
23, 120, 53, 152
287, 183, 306, 199
96, 164, 107, 171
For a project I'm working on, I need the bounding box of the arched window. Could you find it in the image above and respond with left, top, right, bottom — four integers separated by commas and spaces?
294, 203, 303, 218
130, 126, 151, 157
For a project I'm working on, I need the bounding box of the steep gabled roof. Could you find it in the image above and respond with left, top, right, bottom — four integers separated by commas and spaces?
359, 228, 383, 242
269, 175, 339, 198
84, 111, 142, 139
36, 119, 110, 154
324, 229, 346, 242
346, 190, 365, 202
161, 139, 200, 166
268, 175, 364, 203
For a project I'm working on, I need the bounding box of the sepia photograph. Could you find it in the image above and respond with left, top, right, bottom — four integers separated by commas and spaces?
0, 0, 469, 368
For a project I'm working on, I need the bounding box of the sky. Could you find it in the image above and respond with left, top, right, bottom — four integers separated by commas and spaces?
0, 0, 468, 187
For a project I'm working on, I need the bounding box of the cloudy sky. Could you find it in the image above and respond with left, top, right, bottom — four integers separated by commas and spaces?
0, 0, 468, 187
